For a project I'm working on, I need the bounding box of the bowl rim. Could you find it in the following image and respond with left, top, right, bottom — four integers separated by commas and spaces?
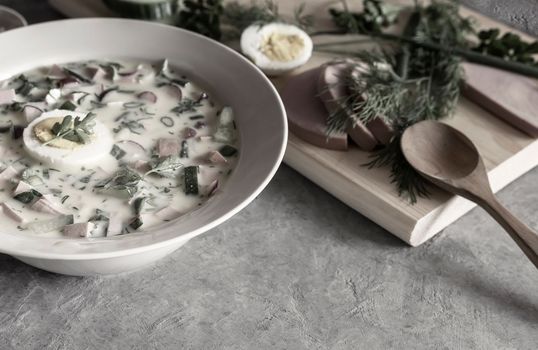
0, 18, 288, 260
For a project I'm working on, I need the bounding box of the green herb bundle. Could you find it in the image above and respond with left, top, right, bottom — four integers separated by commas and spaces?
44, 112, 96, 146
325, 1, 473, 202
222, 0, 313, 39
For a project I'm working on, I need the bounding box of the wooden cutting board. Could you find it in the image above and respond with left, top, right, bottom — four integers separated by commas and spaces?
273, 4, 538, 246
50, 0, 538, 246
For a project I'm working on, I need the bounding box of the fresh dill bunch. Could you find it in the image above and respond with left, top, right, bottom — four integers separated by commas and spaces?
325, 1, 472, 203
329, 0, 400, 35
177, 0, 224, 40
223, 0, 280, 34
222, 0, 313, 39
293, 3, 314, 31
473, 29, 538, 67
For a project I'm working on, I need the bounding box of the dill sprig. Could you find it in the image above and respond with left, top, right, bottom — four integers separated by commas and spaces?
329, 0, 400, 35
223, 0, 280, 33
473, 29, 538, 67
177, 0, 224, 40
222, 0, 313, 39
325, 1, 469, 203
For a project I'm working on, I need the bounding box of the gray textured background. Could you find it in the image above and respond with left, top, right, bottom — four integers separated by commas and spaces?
462, 0, 538, 35
1, 1, 538, 349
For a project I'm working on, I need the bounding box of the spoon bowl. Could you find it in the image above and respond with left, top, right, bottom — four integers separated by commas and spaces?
401, 120, 479, 181
401, 120, 538, 269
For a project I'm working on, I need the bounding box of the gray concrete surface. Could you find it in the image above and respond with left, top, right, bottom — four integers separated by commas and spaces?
462, 0, 538, 35
1, 1, 537, 349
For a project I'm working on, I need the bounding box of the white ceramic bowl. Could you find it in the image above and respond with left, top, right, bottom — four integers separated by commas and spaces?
0, 19, 287, 275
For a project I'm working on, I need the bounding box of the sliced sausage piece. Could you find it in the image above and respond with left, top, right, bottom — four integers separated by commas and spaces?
0, 89, 15, 105
366, 117, 393, 145
0, 202, 24, 223
463, 62, 538, 137
156, 138, 180, 157
282, 67, 347, 150
63, 222, 95, 238
317, 62, 377, 151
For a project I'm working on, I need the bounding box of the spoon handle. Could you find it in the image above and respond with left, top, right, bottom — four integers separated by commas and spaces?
480, 196, 538, 269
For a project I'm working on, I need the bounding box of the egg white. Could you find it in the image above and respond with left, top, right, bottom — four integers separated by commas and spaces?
23, 109, 114, 171
240, 23, 313, 76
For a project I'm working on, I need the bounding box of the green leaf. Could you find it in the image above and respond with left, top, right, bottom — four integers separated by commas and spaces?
133, 197, 146, 216
219, 145, 238, 157
95, 167, 142, 198
75, 129, 91, 144
527, 41, 538, 54
128, 216, 143, 230
478, 28, 499, 41
110, 144, 127, 160
145, 155, 183, 178
59, 100, 77, 111
61, 130, 79, 143
59, 115, 73, 134
14, 189, 42, 204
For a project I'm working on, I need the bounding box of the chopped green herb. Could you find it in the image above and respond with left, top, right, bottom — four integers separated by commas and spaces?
14, 189, 43, 204
180, 140, 189, 158
90, 100, 107, 109
123, 101, 145, 109
14, 75, 35, 96
44, 112, 96, 146
59, 100, 77, 111
110, 144, 127, 160
73, 91, 90, 104
133, 197, 146, 216
219, 145, 238, 157
12, 125, 24, 140
146, 155, 183, 178
189, 115, 204, 120
129, 216, 143, 230
113, 118, 149, 135
95, 167, 142, 198
61, 195, 70, 204
63, 67, 92, 84
96, 86, 119, 101
6, 102, 23, 113
114, 111, 130, 122
141, 107, 156, 115
0, 120, 13, 133
171, 98, 202, 115
79, 173, 94, 184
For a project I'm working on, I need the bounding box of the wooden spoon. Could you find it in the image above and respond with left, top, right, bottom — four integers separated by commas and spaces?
401, 120, 538, 268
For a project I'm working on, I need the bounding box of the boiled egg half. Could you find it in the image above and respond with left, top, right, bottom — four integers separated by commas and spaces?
23, 109, 113, 171
240, 23, 313, 76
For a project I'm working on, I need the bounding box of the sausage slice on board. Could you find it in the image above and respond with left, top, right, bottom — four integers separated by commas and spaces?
318, 61, 394, 148
317, 62, 377, 151
282, 66, 348, 150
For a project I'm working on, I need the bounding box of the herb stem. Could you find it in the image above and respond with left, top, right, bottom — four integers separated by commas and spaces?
310, 29, 348, 37
42, 130, 71, 146
315, 33, 538, 78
